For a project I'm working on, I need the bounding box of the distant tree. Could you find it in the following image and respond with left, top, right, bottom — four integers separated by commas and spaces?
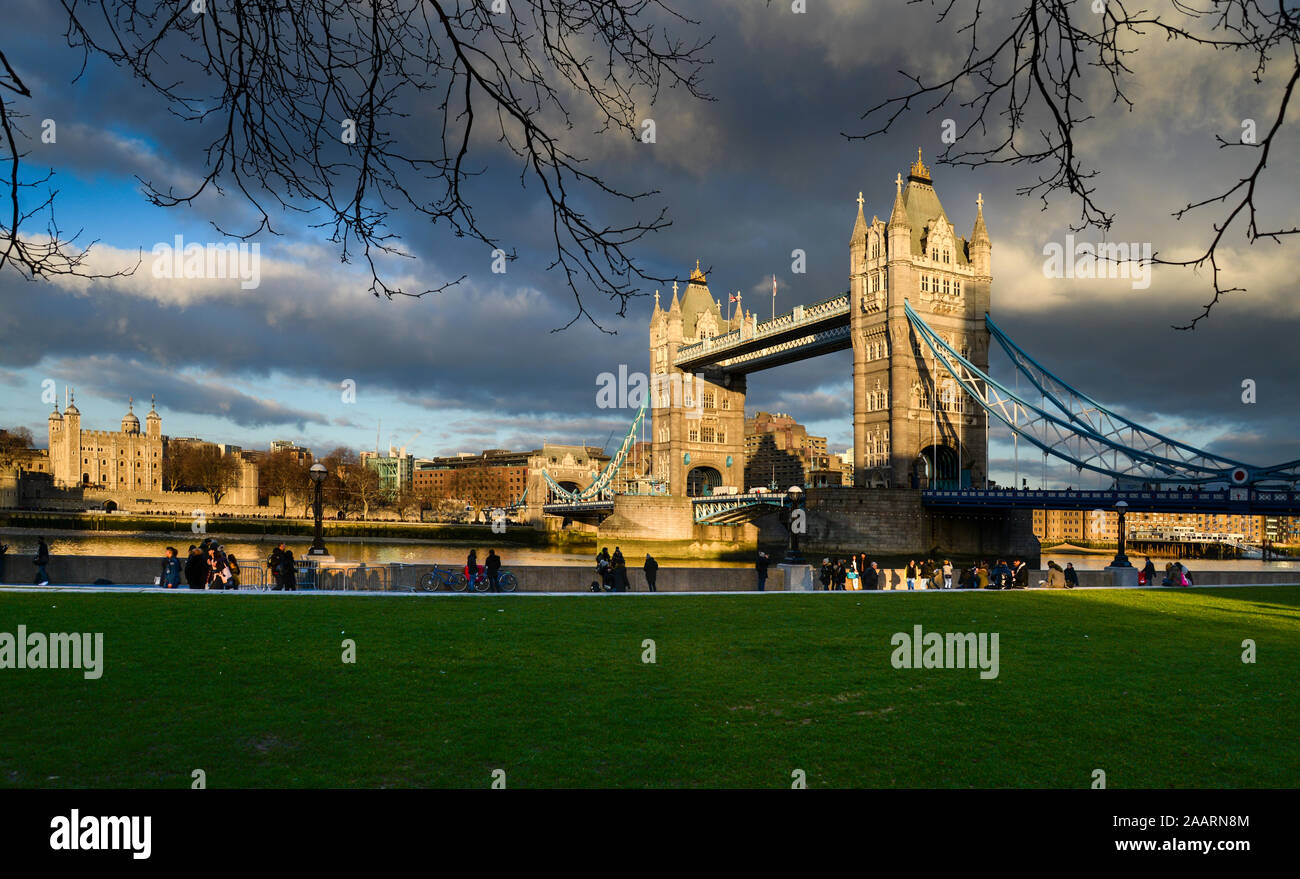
186, 446, 243, 505
320, 447, 358, 517
0, 427, 35, 468
161, 443, 195, 491
344, 465, 385, 521
446, 465, 511, 520
258, 450, 309, 517
394, 486, 423, 522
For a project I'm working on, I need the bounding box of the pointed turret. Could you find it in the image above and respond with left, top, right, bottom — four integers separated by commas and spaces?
669, 281, 681, 313
971, 192, 990, 245
851, 191, 868, 242
887, 172, 910, 231
971, 192, 991, 277
146, 393, 162, 437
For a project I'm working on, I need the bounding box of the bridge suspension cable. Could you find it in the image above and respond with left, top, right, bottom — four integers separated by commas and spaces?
542, 400, 649, 502
905, 301, 1259, 486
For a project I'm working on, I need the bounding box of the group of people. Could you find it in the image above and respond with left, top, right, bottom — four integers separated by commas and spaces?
160, 539, 245, 589
817, 554, 882, 590
1141, 556, 1194, 587
465, 548, 505, 592
592, 547, 658, 592
805, 557, 1082, 590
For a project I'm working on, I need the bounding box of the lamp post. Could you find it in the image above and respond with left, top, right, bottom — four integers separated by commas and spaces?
308, 463, 330, 557
1110, 500, 1132, 568
782, 485, 806, 565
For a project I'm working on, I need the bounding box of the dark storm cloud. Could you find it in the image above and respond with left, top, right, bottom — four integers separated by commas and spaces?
1, 0, 1297, 463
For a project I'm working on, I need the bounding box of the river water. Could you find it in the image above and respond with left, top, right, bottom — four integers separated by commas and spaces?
1, 529, 1296, 572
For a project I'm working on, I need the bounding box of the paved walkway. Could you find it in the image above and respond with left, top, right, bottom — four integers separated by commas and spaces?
2, 583, 1297, 597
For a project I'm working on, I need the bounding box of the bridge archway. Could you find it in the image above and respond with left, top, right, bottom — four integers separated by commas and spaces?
686, 466, 723, 497
916, 445, 960, 490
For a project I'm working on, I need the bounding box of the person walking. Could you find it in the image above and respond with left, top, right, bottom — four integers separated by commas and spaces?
1064, 562, 1079, 588
33, 537, 50, 585
485, 549, 501, 593
643, 554, 658, 592
160, 547, 182, 589
819, 558, 833, 591
864, 561, 880, 591
905, 559, 918, 591
756, 551, 770, 591
184, 545, 206, 589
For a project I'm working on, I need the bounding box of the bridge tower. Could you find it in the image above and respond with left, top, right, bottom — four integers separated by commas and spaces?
850, 150, 991, 489
649, 264, 748, 496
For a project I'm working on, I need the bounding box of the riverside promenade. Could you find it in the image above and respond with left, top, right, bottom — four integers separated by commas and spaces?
6, 555, 1300, 592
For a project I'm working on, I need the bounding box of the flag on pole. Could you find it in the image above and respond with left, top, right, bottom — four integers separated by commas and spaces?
771, 274, 777, 321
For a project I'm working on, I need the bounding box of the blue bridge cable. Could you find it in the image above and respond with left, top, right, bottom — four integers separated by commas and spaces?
984, 310, 1250, 471
904, 300, 1242, 484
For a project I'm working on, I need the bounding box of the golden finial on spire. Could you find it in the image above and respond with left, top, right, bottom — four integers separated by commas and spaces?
909, 147, 931, 183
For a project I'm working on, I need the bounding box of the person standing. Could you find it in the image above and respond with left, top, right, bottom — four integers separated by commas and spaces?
756, 551, 770, 591
819, 559, 833, 591
278, 547, 297, 591
267, 544, 285, 590
226, 553, 242, 590
1141, 556, 1157, 587
596, 547, 612, 591
485, 549, 501, 593
1013, 560, 1030, 590
905, 559, 918, 591
942, 559, 954, 589
184, 545, 206, 589
33, 537, 50, 585
643, 554, 658, 592
0, 541, 8, 584
160, 547, 182, 589
864, 561, 880, 591
466, 549, 479, 590
611, 553, 630, 593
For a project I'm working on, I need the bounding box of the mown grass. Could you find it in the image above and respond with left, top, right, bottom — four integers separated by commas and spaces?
1, 587, 1296, 788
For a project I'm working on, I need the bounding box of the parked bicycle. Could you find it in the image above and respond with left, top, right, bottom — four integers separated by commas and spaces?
417, 565, 517, 593
417, 564, 469, 593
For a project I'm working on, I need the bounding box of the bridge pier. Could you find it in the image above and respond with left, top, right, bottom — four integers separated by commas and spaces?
756, 488, 1040, 564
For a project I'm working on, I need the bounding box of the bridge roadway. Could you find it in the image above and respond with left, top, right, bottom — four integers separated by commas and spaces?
922, 488, 1300, 515
673, 294, 850, 373
543, 487, 1300, 525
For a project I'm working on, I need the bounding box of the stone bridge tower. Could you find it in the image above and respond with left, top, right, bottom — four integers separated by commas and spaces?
648, 263, 748, 496
850, 150, 991, 489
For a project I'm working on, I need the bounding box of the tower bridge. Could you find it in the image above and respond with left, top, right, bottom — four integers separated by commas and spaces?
541, 149, 1300, 555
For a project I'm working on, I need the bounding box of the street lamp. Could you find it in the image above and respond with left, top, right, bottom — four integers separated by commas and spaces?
782, 485, 806, 565
308, 463, 330, 557
1110, 500, 1132, 568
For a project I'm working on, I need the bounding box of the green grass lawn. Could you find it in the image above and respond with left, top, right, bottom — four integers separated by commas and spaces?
2, 588, 1297, 788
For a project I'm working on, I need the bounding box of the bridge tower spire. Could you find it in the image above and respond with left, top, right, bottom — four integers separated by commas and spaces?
851, 151, 990, 490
